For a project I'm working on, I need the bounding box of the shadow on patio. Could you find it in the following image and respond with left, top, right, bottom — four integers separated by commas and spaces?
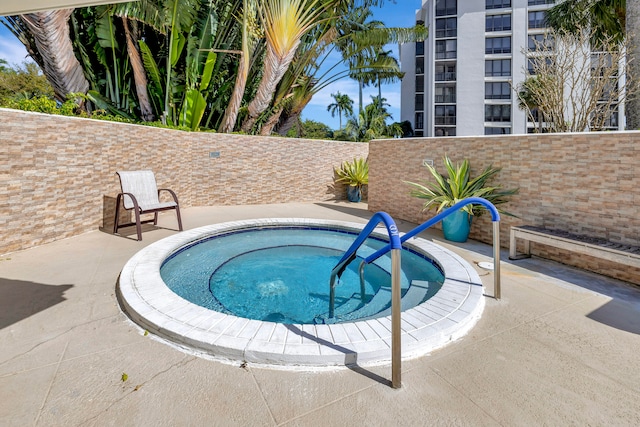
0, 278, 73, 329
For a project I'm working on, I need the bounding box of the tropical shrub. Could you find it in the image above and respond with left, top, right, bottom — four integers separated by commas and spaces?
334, 157, 368, 188
405, 155, 518, 217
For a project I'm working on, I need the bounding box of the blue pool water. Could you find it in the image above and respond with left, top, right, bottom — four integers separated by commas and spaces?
160, 227, 444, 324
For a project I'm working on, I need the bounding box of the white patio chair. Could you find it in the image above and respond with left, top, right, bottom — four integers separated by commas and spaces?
113, 170, 183, 241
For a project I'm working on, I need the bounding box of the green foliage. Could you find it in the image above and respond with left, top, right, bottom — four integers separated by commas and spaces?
344, 96, 393, 141
405, 156, 519, 217
286, 119, 333, 139
2, 1, 422, 135
398, 120, 414, 137
334, 157, 369, 188
0, 62, 54, 104
546, 0, 625, 44
4, 96, 80, 116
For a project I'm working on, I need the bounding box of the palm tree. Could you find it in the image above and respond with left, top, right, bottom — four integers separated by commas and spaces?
546, 0, 639, 129
240, 0, 329, 133
112, 0, 168, 122
371, 48, 403, 101
327, 92, 354, 129
337, 10, 425, 113
344, 95, 392, 141
219, 0, 260, 133
270, 5, 426, 136
6, 9, 89, 103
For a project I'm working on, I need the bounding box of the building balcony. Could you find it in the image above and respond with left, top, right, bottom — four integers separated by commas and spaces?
434, 95, 457, 103
435, 72, 456, 81
435, 116, 457, 125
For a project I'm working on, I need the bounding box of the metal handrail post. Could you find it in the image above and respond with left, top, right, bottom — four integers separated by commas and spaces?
390, 248, 402, 389
493, 221, 501, 299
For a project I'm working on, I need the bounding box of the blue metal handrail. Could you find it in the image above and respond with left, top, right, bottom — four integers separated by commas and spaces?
328, 211, 403, 388
327, 198, 502, 389
328, 212, 401, 318
359, 196, 502, 301
364, 197, 500, 264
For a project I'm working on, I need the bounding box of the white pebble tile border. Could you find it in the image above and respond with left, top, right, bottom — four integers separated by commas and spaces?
117, 219, 485, 367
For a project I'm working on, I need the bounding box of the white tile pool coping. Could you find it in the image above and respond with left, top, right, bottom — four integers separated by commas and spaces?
117, 218, 485, 367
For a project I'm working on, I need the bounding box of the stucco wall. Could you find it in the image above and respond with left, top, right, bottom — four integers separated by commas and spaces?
368, 132, 640, 284
0, 109, 368, 254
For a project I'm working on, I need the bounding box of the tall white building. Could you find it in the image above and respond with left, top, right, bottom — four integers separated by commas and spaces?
400, 0, 624, 137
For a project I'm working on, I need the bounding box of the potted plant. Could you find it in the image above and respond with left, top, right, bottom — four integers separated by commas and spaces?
405, 155, 518, 242
334, 157, 369, 202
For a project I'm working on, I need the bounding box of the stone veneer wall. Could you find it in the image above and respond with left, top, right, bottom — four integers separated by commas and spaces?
0, 109, 368, 254
368, 132, 640, 285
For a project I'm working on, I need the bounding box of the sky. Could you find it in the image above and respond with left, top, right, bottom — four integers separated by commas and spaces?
0, 0, 423, 130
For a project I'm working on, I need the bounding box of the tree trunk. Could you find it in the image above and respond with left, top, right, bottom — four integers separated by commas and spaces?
220, 52, 248, 133
626, 1, 640, 129
241, 42, 299, 133
21, 9, 89, 102
358, 79, 363, 114
260, 106, 283, 135
122, 17, 154, 122
276, 94, 312, 136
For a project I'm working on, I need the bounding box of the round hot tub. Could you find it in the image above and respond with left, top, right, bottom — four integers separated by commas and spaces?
117, 218, 485, 366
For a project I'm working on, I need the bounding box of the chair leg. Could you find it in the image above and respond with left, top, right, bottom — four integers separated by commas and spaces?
133, 209, 143, 241
175, 206, 183, 231
153, 212, 158, 225
113, 194, 122, 235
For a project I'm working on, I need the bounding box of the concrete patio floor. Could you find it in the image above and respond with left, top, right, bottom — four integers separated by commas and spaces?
1, 202, 640, 426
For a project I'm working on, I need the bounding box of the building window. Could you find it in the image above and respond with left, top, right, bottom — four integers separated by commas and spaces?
416, 57, 424, 74
435, 63, 456, 81
603, 110, 619, 128
485, 127, 511, 135
485, 104, 511, 122
486, 0, 511, 9
415, 130, 424, 137
436, 39, 457, 59
435, 105, 456, 125
528, 34, 554, 51
528, 0, 555, 5
435, 84, 456, 103
485, 82, 511, 100
435, 0, 457, 17
415, 76, 424, 93
527, 56, 553, 74
485, 59, 511, 76
528, 127, 552, 133
415, 112, 424, 130
486, 14, 511, 32
415, 94, 424, 111
435, 17, 457, 38
416, 41, 424, 56
434, 127, 456, 136
528, 11, 547, 29
485, 37, 511, 54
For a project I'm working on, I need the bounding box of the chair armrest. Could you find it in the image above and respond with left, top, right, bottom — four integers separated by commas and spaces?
116, 192, 141, 211
158, 188, 180, 205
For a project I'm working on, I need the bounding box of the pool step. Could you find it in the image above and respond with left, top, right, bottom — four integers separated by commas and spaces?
314, 280, 429, 324
313, 292, 368, 324
327, 285, 392, 323
359, 280, 430, 321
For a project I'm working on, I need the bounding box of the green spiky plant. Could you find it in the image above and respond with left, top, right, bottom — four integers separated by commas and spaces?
334, 157, 369, 189
405, 155, 518, 217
